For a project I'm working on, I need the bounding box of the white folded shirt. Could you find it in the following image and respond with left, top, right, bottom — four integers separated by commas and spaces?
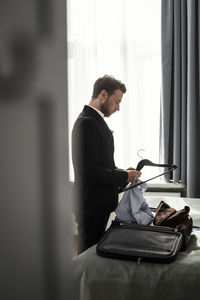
115, 179, 154, 225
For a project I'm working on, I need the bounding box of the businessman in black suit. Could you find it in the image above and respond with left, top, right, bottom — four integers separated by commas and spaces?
72, 75, 141, 254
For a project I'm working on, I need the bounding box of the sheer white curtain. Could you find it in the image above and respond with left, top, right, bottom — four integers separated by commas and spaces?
67, 0, 161, 182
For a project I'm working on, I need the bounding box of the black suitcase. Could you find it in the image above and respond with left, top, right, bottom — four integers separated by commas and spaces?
96, 221, 183, 263
96, 159, 184, 263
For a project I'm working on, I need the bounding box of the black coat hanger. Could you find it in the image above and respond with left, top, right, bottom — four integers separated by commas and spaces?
136, 159, 177, 171
122, 159, 177, 193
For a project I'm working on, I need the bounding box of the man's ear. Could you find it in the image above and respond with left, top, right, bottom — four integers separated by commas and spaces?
99, 90, 107, 102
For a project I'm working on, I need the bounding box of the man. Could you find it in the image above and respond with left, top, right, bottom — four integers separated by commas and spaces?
72, 75, 141, 254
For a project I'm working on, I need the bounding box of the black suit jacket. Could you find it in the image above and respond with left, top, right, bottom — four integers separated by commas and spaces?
72, 105, 128, 216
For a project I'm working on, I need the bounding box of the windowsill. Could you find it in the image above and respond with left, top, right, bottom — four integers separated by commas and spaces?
146, 182, 186, 197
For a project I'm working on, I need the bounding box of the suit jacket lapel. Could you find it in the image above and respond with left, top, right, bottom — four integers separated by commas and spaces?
82, 105, 114, 151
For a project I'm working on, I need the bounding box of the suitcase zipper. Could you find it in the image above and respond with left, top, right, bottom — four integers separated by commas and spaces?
137, 257, 142, 264
118, 222, 176, 234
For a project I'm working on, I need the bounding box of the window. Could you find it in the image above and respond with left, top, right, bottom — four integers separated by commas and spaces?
67, 0, 161, 182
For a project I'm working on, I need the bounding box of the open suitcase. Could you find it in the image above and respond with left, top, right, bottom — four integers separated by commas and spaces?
96, 220, 183, 263
96, 159, 192, 263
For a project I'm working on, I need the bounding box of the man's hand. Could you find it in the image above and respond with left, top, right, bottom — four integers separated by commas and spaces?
126, 167, 141, 182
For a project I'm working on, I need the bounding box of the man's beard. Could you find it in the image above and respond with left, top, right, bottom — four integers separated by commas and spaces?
100, 102, 112, 117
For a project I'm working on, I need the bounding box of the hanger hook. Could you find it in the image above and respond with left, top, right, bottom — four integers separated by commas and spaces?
137, 149, 145, 160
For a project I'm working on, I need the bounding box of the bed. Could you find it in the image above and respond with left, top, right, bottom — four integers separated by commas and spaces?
72, 196, 200, 300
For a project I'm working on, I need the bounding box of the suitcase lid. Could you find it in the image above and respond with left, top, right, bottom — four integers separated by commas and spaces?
97, 223, 183, 263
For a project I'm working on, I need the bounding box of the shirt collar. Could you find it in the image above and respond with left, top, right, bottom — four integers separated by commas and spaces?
87, 105, 104, 119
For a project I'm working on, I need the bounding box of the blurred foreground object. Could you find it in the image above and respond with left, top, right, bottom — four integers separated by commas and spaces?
0, 1, 72, 299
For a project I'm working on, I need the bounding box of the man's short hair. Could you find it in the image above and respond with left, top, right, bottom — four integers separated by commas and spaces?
92, 75, 126, 99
